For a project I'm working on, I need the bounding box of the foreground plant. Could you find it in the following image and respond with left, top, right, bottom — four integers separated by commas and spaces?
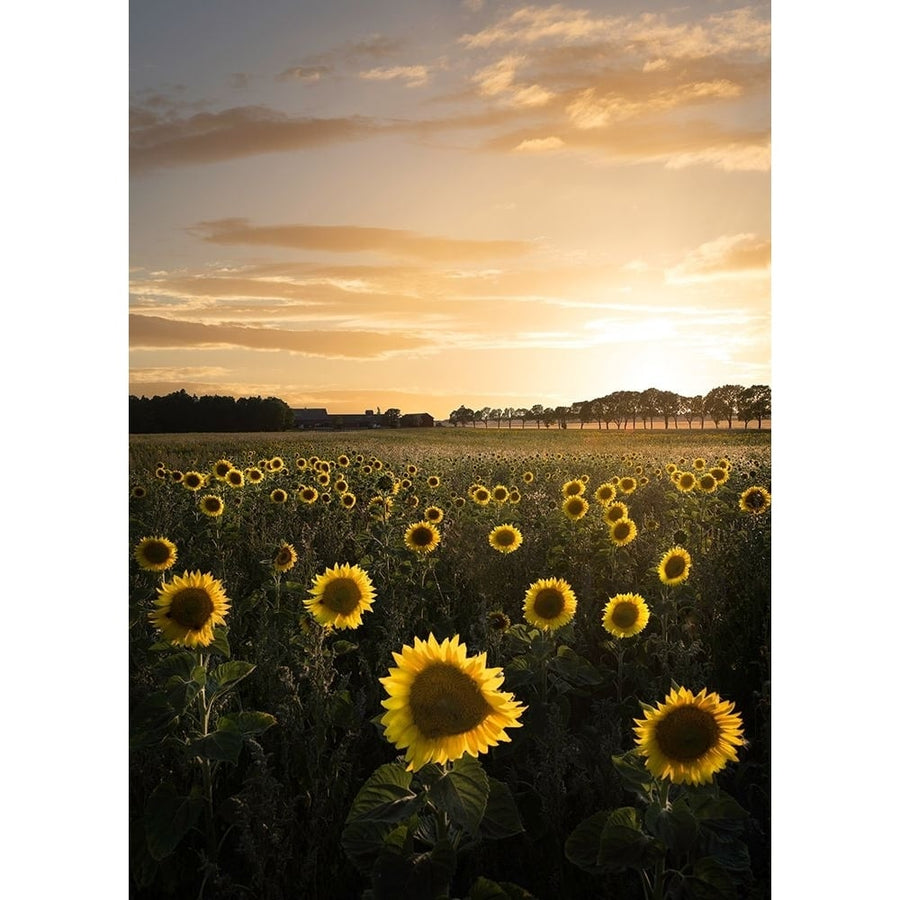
567, 686, 751, 900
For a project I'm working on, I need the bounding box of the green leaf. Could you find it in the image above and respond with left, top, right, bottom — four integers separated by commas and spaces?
564, 810, 609, 874
428, 753, 489, 835
372, 835, 456, 900
331, 689, 359, 729
190, 730, 244, 764
211, 660, 256, 693
645, 797, 698, 855
143, 781, 203, 861
151, 651, 196, 681
500, 656, 535, 690
165, 676, 201, 712
597, 807, 664, 871
346, 762, 419, 825
480, 778, 525, 839
683, 856, 742, 900
218, 711, 277, 735
692, 792, 749, 833
208, 626, 231, 658
331, 640, 359, 656
342, 819, 398, 874
130, 691, 178, 748
611, 751, 653, 795
191, 665, 207, 685
548, 646, 603, 688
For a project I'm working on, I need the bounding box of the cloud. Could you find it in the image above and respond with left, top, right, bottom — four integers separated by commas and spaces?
129, 314, 433, 359
513, 136, 564, 152
190, 218, 534, 262
359, 65, 431, 87
130, 106, 385, 172
229, 73, 250, 89
276, 65, 331, 82
665, 234, 771, 283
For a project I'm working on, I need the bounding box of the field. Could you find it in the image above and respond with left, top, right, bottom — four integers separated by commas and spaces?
129, 428, 771, 900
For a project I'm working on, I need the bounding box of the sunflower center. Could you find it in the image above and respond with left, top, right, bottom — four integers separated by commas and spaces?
746, 490, 765, 508
205, 498, 222, 512
143, 541, 173, 565
655, 706, 720, 761
495, 529, 516, 546
168, 588, 214, 630
664, 555, 686, 579
533, 588, 565, 620
275, 548, 292, 566
609, 507, 624, 522
408, 662, 491, 738
613, 521, 630, 540
611, 601, 638, 628
410, 526, 435, 547
321, 577, 362, 614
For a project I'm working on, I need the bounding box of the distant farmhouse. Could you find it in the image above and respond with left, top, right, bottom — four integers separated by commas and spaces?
292, 408, 434, 430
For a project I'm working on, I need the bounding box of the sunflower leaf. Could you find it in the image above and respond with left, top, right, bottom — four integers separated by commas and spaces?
480, 778, 524, 839
190, 729, 244, 764
429, 754, 489, 836
345, 762, 420, 825
208, 626, 231, 658
564, 810, 609, 874
217, 711, 277, 736
143, 781, 204, 861
210, 660, 256, 694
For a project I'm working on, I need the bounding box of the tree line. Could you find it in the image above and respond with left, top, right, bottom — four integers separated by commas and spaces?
448, 384, 771, 430
129, 390, 295, 433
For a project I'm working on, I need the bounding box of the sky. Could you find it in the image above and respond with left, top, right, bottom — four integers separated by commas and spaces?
129, 0, 771, 418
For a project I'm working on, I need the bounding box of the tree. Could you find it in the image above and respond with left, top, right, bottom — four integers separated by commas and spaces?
639, 388, 661, 430
530, 404, 544, 427
738, 385, 771, 429
449, 405, 474, 427
515, 407, 529, 429
490, 407, 503, 428
576, 400, 595, 429
705, 385, 744, 429
502, 407, 515, 429
383, 408, 401, 428
658, 390, 680, 429
681, 395, 705, 430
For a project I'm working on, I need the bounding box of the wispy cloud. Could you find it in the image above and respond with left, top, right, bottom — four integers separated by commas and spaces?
129, 314, 434, 359
276, 65, 331, 82
189, 218, 535, 262
665, 234, 771, 283
359, 65, 432, 87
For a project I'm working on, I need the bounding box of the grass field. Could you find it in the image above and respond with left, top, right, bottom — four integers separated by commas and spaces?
129, 428, 771, 899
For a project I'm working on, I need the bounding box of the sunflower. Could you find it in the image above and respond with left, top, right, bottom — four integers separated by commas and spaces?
169, 470, 184, 483
296, 457, 308, 471
522, 471, 534, 484
361, 464, 373, 475
665, 463, 678, 475
317, 472, 331, 487
488, 524, 523, 554
406, 495, 420, 509
739, 486, 772, 514
487, 610, 511, 632
268, 456, 286, 472
225, 468, 245, 488
618, 476, 637, 495
131, 485, 147, 499
594, 483, 616, 505
492, 484, 510, 504
270, 488, 288, 504
709, 466, 730, 484
149, 571, 230, 647
199, 494, 225, 517
368, 495, 394, 520
697, 473, 718, 493
424, 505, 444, 524
633, 686, 744, 785
380, 634, 526, 771
453, 496, 466, 508
340, 491, 357, 509
609, 518, 638, 547
562, 495, 589, 521
182, 471, 206, 491
334, 478, 349, 494
602, 593, 650, 638
338, 455, 351, 467
472, 486, 491, 506
298, 486, 319, 504
246, 467, 265, 484
213, 459, 234, 480
404, 521, 442, 554
692, 457, 707, 471
427, 475, 441, 488
561, 478, 586, 497
675, 471, 697, 493
523, 577, 577, 630
134, 536, 178, 572
407, 464, 419, 476
273, 542, 298, 573
305, 563, 376, 629
603, 501, 629, 524
509, 489, 521, 504
658, 546, 692, 586
155, 467, 168, 480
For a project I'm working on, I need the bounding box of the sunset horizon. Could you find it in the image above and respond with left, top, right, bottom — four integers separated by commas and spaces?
130, 1, 771, 420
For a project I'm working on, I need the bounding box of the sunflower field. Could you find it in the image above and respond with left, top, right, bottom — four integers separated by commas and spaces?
129, 428, 771, 900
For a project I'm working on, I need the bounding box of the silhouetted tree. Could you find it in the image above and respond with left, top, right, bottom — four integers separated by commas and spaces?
738, 385, 771, 429
383, 408, 401, 428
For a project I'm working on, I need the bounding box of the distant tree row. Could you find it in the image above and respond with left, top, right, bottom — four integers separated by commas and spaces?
129, 390, 295, 433
448, 384, 771, 430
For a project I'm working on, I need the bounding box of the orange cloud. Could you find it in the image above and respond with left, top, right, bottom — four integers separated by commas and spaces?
665, 234, 771, 283
190, 218, 534, 262
129, 314, 433, 359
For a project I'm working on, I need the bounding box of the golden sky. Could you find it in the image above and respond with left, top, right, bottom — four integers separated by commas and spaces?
130, 1, 770, 417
